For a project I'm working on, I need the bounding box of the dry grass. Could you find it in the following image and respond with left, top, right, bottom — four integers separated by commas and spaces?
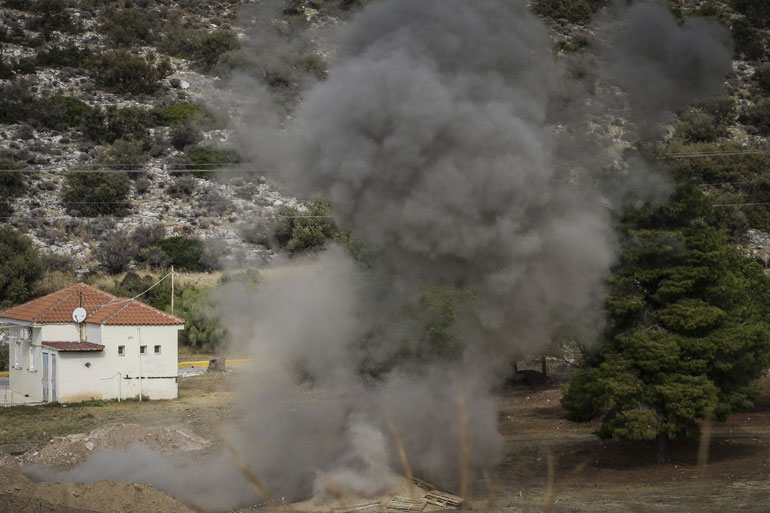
0, 373, 233, 455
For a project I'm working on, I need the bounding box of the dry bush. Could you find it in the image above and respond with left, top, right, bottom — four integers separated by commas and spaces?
95, 231, 138, 274
167, 174, 198, 198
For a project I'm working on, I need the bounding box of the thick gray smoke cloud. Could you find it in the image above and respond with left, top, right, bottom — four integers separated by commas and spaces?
267, 0, 615, 360
32, 1, 734, 511
597, 1, 732, 129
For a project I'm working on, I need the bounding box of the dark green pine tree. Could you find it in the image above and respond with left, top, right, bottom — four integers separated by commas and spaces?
562, 181, 770, 464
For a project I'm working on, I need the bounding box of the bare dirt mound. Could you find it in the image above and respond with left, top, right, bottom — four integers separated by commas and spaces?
21, 423, 210, 468
0, 467, 194, 513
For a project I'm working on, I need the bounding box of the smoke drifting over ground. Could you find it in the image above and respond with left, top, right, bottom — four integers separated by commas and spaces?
32, 1, 733, 511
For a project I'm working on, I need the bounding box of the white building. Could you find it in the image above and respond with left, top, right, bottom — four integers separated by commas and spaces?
0, 283, 185, 403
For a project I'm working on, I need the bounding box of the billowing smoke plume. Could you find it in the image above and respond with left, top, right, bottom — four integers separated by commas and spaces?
598, 1, 732, 126
254, 0, 614, 361
32, 1, 733, 511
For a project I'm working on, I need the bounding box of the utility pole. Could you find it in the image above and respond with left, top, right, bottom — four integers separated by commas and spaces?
170, 266, 175, 316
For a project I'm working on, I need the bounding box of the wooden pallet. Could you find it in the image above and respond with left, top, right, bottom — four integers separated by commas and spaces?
386, 496, 426, 513
423, 490, 464, 509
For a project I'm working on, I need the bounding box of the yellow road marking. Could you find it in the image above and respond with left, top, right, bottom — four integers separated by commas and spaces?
177, 359, 252, 369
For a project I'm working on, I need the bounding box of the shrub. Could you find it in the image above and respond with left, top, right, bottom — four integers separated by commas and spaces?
0, 225, 44, 309
0, 343, 8, 371
698, 97, 736, 126
175, 286, 226, 350
40, 251, 75, 273
238, 220, 272, 246
160, 28, 240, 71
755, 64, 770, 93
197, 187, 228, 215
0, 59, 13, 79
89, 50, 171, 95
99, 7, 154, 47
156, 103, 206, 125
732, 18, 765, 61
134, 176, 152, 195
276, 201, 338, 255
106, 272, 172, 310
135, 246, 171, 269
0, 80, 35, 124
166, 175, 198, 197
61, 171, 131, 217
131, 223, 166, 249
26, 0, 82, 37
95, 231, 137, 273
98, 138, 149, 170
176, 146, 240, 178
154, 237, 206, 272
35, 95, 95, 131
154, 102, 226, 128
693, 1, 721, 17
0, 158, 24, 217
731, 0, 770, 28
11, 56, 37, 75
35, 44, 93, 68
532, 0, 608, 23
740, 99, 770, 135
286, 52, 327, 81
674, 110, 725, 143
169, 124, 202, 151
83, 105, 153, 144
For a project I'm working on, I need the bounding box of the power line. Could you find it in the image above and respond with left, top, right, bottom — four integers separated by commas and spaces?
667, 150, 770, 159
713, 202, 770, 207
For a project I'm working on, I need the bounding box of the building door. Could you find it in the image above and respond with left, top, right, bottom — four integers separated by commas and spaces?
42, 352, 49, 402
51, 354, 58, 403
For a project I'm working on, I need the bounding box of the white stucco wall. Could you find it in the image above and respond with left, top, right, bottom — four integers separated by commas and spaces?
41, 323, 82, 342
101, 325, 181, 400
9, 325, 44, 402
9, 321, 181, 402
57, 352, 104, 403
85, 323, 102, 344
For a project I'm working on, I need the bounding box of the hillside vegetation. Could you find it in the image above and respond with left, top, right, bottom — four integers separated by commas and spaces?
1, 0, 770, 461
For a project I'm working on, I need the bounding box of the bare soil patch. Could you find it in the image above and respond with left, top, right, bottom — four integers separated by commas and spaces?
4, 371, 770, 512
19, 423, 210, 468
0, 467, 194, 513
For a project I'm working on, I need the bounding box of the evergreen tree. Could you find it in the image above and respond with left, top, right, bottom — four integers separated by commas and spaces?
0, 226, 44, 309
562, 181, 770, 463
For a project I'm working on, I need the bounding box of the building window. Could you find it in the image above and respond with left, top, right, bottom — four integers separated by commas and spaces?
118, 345, 125, 356
14, 341, 20, 367
154, 345, 161, 355
28, 346, 34, 370
140, 345, 147, 355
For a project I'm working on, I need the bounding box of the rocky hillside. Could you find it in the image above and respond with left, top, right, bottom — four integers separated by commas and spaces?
0, 0, 355, 272
1, 0, 769, 275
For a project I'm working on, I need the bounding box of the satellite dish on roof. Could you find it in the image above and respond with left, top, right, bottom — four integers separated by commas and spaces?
72, 307, 87, 323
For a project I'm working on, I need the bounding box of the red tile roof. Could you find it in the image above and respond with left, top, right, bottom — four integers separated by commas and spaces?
42, 341, 105, 352
0, 283, 185, 326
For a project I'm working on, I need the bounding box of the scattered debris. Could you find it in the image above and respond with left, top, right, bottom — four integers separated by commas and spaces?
19, 423, 210, 468
331, 501, 382, 512
423, 490, 463, 509
207, 358, 227, 372
386, 496, 426, 513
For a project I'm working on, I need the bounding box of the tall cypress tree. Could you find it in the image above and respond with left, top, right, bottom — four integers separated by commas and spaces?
562, 181, 770, 463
